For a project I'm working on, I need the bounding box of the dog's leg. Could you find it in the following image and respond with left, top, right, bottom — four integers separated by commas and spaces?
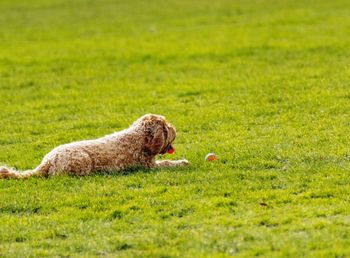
155, 159, 189, 168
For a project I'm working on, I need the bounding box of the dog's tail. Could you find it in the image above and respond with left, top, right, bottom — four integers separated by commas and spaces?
0, 166, 39, 179
0, 163, 50, 179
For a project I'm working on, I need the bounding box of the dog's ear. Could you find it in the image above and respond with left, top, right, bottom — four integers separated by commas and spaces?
143, 117, 167, 156
145, 126, 166, 155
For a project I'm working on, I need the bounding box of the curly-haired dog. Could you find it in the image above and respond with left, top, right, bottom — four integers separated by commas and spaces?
0, 114, 188, 179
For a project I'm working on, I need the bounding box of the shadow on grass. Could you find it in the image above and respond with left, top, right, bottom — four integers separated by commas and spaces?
0, 163, 191, 182
20, 165, 191, 180
93, 165, 191, 177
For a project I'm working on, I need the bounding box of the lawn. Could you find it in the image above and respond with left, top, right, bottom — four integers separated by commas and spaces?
0, 0, 350, 257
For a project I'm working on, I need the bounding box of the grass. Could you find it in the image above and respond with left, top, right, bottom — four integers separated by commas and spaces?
0, 0, 350, 257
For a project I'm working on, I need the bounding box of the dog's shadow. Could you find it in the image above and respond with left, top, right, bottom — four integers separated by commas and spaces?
107, 166, 188, 177
64, 165, 190, 179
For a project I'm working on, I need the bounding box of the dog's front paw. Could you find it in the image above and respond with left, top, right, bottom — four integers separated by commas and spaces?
177, 159, 189, 166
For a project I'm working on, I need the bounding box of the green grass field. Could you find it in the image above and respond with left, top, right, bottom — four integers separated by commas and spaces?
1, 0, 350, 257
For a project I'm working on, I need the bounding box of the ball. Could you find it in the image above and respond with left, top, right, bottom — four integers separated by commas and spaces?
205, 153, 216, 161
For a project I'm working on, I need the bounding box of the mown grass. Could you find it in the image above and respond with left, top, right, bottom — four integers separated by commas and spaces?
0, 0, 350, 257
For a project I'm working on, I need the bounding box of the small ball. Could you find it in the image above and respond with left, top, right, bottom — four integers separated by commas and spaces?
205, 153, 216, 161
167, 147, 174, 154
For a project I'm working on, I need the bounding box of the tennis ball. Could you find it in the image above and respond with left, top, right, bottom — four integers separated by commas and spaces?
205, 153, 216, 161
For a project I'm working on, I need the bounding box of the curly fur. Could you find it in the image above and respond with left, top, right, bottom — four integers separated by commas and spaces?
0, 114, 188, 179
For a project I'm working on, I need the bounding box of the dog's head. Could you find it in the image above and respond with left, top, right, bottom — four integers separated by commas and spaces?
134, 114, 176, 156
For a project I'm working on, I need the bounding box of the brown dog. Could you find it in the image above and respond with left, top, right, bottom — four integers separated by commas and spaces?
0, 114, 188, 179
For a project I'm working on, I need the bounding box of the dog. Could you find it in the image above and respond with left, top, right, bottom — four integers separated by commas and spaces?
0, 114, 188, 179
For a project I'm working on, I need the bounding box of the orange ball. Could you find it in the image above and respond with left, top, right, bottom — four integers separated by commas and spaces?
205, 153, 216, 161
